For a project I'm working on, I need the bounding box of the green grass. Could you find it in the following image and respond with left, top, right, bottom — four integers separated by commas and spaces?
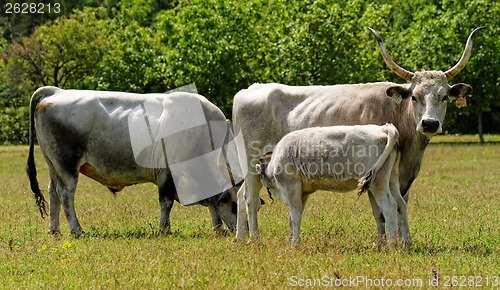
1, 137, 499, 288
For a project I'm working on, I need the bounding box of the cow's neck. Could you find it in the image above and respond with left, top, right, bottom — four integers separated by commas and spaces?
394, 100, 431, 198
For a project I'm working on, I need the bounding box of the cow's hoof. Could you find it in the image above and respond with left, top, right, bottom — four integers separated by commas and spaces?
214, 228, 230, 236
48, 229, 61, 236
71, 230, 84, 238
233, 236, 246, 243
246, 237, 262, 246
159, 228, 172, 235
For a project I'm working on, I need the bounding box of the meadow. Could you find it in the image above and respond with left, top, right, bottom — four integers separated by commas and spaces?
0, 135, 499, 288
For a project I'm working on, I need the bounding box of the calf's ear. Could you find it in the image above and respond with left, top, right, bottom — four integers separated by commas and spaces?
449, 83, 473, 100
386, 86, 410, 104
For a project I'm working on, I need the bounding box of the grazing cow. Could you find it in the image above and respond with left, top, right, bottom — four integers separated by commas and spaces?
26, 86, 242, 235
233, 27, 484, 242
256, 124, 409, 246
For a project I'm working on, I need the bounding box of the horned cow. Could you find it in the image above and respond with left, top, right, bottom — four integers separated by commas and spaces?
233, 27, 484, 242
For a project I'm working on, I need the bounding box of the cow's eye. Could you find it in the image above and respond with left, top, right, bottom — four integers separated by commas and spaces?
442, 96, 449, 101
411, 96, 417, 102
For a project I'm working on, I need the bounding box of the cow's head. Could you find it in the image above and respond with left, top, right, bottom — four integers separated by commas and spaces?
369, 27, 484, 136
213, 186, 238, 232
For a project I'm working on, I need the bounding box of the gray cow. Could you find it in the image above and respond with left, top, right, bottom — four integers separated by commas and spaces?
233, 27, 484, 242
26, 86, 240, 235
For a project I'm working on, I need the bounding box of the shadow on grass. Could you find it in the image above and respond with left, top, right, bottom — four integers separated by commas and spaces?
430, 141, 500, 145
79, 223, 232, 240
409, 241, 494, 257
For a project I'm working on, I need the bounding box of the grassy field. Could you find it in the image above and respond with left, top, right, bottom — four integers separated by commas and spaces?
0, 136, 499, 288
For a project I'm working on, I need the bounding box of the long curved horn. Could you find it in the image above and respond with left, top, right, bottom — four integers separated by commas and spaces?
444, 26, 486, 80
368, 27, 414, 81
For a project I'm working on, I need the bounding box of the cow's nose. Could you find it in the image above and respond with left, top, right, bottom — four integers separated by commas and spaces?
421, 119, 440, 133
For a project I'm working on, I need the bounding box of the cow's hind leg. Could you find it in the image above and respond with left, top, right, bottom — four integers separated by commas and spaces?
367, 191, 386, 244
158, 173, 175, 234
54, 174, 82, 236
370, 187, 398, 246
48, 178, 61, 235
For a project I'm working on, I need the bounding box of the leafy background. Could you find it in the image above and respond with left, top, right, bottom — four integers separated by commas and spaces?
1, 0, 498, 144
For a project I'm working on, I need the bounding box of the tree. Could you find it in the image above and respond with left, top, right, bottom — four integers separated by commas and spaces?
89, 19, 170, 93
156, 0, 263, 115
4, 10, 107, 96
390, 0, 499, 142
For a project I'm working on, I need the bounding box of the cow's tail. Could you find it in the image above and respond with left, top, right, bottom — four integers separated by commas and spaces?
357, 124, 399, 196
26, 87, 56, 218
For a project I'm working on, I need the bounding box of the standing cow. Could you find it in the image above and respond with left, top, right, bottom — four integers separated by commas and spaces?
26, 87, 241, 235
256, 124, 408, 246
233, 27, 484, 242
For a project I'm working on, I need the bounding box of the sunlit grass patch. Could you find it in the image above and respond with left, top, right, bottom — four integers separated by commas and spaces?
0, 140, 499, 288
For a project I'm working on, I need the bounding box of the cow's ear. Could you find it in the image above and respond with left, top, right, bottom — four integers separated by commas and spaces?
449, 83, 473, 100
386, 86, 410, 104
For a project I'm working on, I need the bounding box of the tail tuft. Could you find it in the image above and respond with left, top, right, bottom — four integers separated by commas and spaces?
26, 156, 48, 218
357, 170, 373, 196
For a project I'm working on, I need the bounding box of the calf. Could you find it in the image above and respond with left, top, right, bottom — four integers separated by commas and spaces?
256, 124, 409, 246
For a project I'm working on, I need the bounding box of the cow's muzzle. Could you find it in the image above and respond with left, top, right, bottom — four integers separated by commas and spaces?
419, 119, 441, 135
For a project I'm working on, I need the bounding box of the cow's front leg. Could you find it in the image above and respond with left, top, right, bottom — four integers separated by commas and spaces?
286, 183, 304, 247
158, 174, 175, 234
244, 174, 261, 242
389, 174, 411, 245
235, 182, 249, 241
159, 195, 174, 234
207, 204, 225, 233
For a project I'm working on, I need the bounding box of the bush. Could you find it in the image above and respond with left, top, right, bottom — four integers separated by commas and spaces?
0, 106, 30, 145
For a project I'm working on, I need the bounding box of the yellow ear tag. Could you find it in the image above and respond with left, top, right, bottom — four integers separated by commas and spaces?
456, 94, 467, 108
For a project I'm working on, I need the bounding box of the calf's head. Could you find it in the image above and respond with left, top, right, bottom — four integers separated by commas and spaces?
369, 27, 484, 136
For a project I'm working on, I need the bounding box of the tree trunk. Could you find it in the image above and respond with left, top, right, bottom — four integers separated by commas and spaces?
478, 110, 484, 143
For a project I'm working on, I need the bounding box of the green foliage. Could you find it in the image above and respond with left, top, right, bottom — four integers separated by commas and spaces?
156, 0, 264, 113
88, 20, 170, 93
0, 107, 29, 145
4, 10, 106, 93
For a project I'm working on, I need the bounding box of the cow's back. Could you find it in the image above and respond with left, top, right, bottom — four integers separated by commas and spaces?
33, 87, 228, 191
233, 82, 424, 196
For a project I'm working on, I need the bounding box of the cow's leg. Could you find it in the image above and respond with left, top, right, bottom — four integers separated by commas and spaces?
389, 171, 411, 245
235, 182, 249, 241
242, 174, 262, 242
288, 194, 310, 242
207, 204, 224, 233
286, 183, 304, 246
48, 178, 61, 235
371, 187, 398, 245
158, 173, 175, 234
367, 191, 386, 243
56, 174, 82, 236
